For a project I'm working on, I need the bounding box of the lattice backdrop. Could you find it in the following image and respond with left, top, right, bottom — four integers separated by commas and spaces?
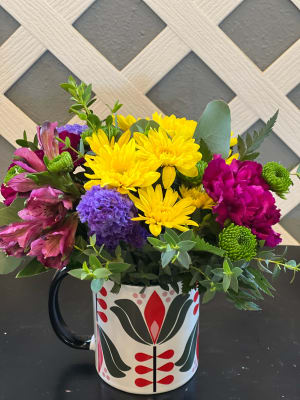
0, 0, 299, 244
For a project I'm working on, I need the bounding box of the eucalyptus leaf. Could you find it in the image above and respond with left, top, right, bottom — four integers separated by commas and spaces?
109, 262, 131, 274
91, 278, 104, 293
177, 240, 196, 252
202, 288, 216, 304
194, 100, 231, 158
94, 268, 111, 279
177, 251, 191, 269
222, 274, 231, 292
68, 269, 84, 279
129, 119, 159, 135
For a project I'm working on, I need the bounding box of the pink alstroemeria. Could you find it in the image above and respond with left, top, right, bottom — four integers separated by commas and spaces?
29, 214, 78, 269
0, 220, 43, 257
37, 121, 59, 160
13, 148, 46, 173
18, 187, 73, 229
7, 173, 39, 193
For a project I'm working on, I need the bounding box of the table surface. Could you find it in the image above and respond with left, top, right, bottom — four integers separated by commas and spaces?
0, 246, 300, 400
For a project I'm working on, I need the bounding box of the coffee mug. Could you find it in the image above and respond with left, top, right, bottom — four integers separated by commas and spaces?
49, 268, 199, 395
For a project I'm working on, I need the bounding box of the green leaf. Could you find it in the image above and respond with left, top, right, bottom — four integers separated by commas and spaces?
68, 75, 76, 86
179, 230, 193, 241
16, 258, 49, 278
223, 259, 232, 275
129, 119, 159, 135
202, 288, 216, 304
109, 262, 131, 274
91, 278, 104, 293
177, 251, 191, 269
194, 100, 231, 158
177, 240, 196, 252
193, 237, 225, 257
222, 273, 231, 292
147, 237, 166, 249
161, 250, 176, 268
164, 231, 178, 247
164, 228, 179, 243
68, 269, 84, 279
0, 197, 24, 226
89, 254, 101, 270
247, 267, 275, 297
230, 275, 239, 293
199, 139, 213, 162
0, 252, 23, 274
232, 267, 243, 277
93, 268, 111, 279
89, 234, 96, 247
238, 111, 278, 161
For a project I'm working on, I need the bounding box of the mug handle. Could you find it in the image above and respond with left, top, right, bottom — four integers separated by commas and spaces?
48, 267, 93, 350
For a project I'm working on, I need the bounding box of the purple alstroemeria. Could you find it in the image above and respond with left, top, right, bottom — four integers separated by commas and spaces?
0, 220, 43, 257
29, 214, 78, 270
18, 187, 73, 229
37, 121, 60, 160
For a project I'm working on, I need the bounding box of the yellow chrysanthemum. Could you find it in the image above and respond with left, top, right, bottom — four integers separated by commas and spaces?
135, 128, 202, 188
179, 185, 215, 209
86, 129, 130, 153
129, 184, 198, 236
116, 114, 137, 132
151, 112, 197, 139
84, 132, 160, 194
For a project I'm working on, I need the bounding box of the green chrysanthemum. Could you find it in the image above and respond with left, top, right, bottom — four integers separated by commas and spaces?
4, 165, 25, 184
262, 162, 293, 199
48, 151, 74, 173
219, 224, 257, 261
178, 160, 208, 187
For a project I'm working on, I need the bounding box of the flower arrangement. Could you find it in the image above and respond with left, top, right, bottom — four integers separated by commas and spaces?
0, 76, 299, 311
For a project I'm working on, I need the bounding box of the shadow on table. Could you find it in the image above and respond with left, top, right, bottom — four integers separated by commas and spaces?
54, 362, 198, 400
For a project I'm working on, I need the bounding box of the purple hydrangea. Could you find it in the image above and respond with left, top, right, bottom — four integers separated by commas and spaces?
57, 124, 88, 135
77, 186, 147, 249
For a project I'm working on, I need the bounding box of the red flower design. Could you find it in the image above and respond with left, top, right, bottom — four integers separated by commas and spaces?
144, 291, 165, 344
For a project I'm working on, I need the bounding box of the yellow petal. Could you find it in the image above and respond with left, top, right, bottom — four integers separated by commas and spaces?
162, 166, 176, 188
149, 223, 162, 236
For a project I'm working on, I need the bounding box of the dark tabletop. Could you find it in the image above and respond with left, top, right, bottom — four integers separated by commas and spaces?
0, 246, 300, 400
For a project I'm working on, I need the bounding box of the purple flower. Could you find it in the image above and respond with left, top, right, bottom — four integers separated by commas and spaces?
57, 124, 88, 135
29, 214, 78, 270
0, 220, 43, 257
18, 187, 73, 229
77, 186, 147, 249
203, 155, 281, 247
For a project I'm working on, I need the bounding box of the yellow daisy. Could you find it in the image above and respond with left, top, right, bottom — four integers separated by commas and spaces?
135, 127, 202, 189
179, 185, 215, 209
116, 114, 137, 132
86, 129, 130, 153
84, 132, 160, 194
129, 184, 198, 236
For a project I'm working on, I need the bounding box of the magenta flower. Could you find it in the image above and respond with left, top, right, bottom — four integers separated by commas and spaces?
29, 214, 78, 269
1, 184, 18, 206
58, 130, 84, 166
0, 220, 43, 257
37, 121, 60, 160
18, 187, 73, 229
203, 155, 281, 247
13, 148, 46, 173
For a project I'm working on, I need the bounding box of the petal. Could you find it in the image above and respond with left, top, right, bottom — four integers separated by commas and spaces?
149, 223, 161, 236
162, 166, 176, 188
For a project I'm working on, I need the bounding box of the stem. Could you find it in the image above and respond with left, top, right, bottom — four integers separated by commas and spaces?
254, 258, 300, 272
191, 265, 211, 281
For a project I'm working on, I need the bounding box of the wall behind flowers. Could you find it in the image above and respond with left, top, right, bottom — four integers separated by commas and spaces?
0, 0, 299, 244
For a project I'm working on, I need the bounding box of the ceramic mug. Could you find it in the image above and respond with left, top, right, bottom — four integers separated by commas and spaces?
49, 268, 200, 395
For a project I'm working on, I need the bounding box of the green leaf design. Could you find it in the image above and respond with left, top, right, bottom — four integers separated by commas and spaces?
160, 298, 193, 344
194, 100, 231, 158
237, 111, 278, 161
175, 321, 198, 372
0, 252, 23, 274
16, 258, 49, 278
111, 299, 152, 344
193, 237, 225, 257
99, 327, 130, 378
157, 294, 189, 343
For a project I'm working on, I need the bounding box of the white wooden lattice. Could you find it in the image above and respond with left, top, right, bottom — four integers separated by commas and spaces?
0, 0, 299, 244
